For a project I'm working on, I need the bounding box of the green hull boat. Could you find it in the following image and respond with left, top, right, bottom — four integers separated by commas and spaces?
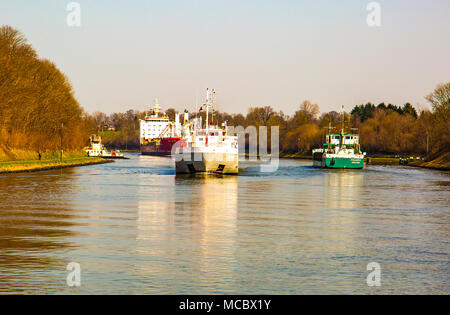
313, 156, 365, 169
312, 108, 366, 169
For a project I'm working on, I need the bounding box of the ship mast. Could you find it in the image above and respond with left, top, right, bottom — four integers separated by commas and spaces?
205, 88, 216, 133
327, 122, 333, 151
152, 98, 161, 116
205, 89, 210, 133
341, 105, 345, 149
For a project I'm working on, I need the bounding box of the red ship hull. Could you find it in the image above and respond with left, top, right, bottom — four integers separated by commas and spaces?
140, 137, 183, 156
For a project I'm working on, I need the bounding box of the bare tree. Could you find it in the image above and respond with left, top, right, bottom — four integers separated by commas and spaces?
299, 100, 319, 121
425, 82, 450, 110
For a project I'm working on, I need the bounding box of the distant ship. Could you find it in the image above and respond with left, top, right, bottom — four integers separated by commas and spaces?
139, 99, 182, 156
175, 89, 239, 174
85, 135, 125, 159
312, 108, 365, 169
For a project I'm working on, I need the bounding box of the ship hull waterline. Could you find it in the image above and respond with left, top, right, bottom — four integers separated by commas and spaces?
175, 152, 239, 174
313, 157, 365, 169
140, 150, 172, 157
140, 137, 182, 156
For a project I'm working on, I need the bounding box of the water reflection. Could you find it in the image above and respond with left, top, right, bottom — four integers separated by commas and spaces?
135, 174, 238, 293
322, 170, 364, 210
0, 157, 448, 294
0, 170, 78, 294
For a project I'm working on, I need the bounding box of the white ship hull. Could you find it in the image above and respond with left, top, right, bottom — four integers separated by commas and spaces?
175, 151, 239, 174
86, 149, 125, 159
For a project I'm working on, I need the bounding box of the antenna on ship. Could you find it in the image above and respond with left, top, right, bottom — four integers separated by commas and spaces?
341, 105, 345, 148
325, 121, 333, 151
325, 121, 333, 133
153, 98, 161, 115
205, 88, 210, 132
211, 88, 216, 126
205, 88, 216, 127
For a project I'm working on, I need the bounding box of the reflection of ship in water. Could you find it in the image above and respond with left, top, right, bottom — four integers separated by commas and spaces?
136, 174, 238, 241
135, 175, 239, 291
290, 169, 366, 254
322, 170, 364, 210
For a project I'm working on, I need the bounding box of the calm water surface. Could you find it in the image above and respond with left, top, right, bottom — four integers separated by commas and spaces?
0, 155, 448, 294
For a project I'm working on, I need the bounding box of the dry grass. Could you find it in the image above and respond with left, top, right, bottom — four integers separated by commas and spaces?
409, 152, 450, 171
0, 148, 109, 173
368, 157, 400, 165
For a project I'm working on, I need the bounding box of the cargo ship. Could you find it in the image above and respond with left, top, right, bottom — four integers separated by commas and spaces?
140, 99, 182, 156
312, 108, 366, 169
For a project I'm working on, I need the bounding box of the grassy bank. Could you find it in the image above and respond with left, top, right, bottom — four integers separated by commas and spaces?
0, 149, 112, 174
408, 152, 450, 171
367, 157, 400, 165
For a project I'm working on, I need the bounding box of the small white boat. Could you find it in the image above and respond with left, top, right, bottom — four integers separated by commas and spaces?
85, 135, 126, 159
175, 89, 239, 174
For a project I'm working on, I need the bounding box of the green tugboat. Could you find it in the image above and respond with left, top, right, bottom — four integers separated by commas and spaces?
312, 108, 366, 169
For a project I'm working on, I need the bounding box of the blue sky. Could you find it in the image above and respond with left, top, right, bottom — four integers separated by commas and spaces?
1, 0, 449, 114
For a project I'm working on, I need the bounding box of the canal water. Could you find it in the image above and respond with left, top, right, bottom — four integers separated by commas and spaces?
0, 155, 448, 294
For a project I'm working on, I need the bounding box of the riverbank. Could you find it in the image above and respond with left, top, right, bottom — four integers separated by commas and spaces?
408, 152, 450, 171
367, 157, 400, 165
0, 151, 113, 174
280, 151, 450, 171
280, 152, 398, 164
280, 152, 312, 159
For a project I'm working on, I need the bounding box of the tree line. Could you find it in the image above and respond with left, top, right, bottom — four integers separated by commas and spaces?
98, 84, 449, 157
0, 26, 94, 154
1, 26, 448, 158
